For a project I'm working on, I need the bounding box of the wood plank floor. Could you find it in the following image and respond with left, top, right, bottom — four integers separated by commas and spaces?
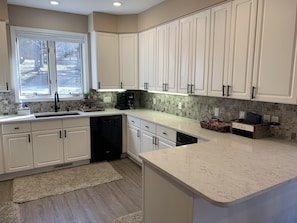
0, 158, 142, 223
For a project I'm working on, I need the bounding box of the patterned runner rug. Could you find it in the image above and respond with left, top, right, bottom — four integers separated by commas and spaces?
114, 211, 142, 223
0, 202, 20, 223
13, 162, 123, 203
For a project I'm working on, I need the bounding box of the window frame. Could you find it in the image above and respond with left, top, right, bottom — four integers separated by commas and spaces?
10, 26, 89, 102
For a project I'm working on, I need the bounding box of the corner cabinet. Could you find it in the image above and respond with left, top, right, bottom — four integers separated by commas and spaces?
139, 28, 156, 91
91, 32, 120, 89
252, 0, 297, 104
0, 21, 9, 92
119, 34, 139, 90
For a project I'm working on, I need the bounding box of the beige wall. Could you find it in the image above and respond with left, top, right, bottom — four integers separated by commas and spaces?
8, 5, 88, 33
138, 0, 227, 31
0, 0, 8, 21
89, 12, 138, 33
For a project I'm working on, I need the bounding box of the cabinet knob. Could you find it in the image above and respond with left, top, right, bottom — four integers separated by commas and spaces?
14, 127, 20, 130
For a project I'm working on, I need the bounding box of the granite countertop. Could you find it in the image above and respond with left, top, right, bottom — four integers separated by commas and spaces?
124, 110, 297, 207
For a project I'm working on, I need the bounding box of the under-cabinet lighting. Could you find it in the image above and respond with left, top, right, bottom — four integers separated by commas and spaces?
50, 0, 60, 6
148, 90, 189, 96
113, 2, 123, 7
97, 89, 126, 93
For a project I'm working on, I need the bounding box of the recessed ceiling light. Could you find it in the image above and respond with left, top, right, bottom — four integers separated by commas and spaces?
113, 2, 123, 7
50, 1, 60, 6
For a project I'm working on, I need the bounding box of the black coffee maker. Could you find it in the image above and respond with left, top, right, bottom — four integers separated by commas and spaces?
115, 92, 134, 110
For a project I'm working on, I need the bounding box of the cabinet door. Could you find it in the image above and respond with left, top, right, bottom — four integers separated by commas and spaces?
119, 34, 139, 90
192, 10, 211, 96
208, 2, 232, 97
32, 129, 64, 168
91, 32, 119, 89
3, 133, 33, 173
178, 16, 194, 94
252, 0, 297, 104
127, 124, 141, 162
139, 28, 156, 91
64, 126, 90, 162
0, 21, 9, 92
228, 0, 257, 100
0, 137, 4, 174
157, 137, 176, 150
156, 24, 167, 92
141, 130, 155, 153
166, 20, 179, 93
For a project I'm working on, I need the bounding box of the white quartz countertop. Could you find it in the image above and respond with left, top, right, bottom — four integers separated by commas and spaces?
0, 109, 124, 123
124, 110, 297, 207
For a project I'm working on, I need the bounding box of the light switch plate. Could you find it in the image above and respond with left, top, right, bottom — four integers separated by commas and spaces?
239, 111, 245, 119
214, 108, 219, 117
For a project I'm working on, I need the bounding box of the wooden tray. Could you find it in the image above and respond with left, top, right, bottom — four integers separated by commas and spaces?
200, 120, 231, 133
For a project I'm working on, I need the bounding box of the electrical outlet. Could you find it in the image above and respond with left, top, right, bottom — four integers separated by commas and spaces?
103, 97, 111, 103
214, 108, 219, 117
153, 98, 156, 105
271, 116, 279, 123
263, 115, 271, 123
178, 102, 182, 109
239, 111, 245, 119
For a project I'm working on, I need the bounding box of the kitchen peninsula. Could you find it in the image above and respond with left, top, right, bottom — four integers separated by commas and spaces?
122, 110, 297, 223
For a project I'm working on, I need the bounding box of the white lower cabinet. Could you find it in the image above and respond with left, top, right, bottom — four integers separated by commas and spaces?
127, 116, 176, 164
63, 126, 90, 162
2, 122, 33, 173
3, 132, 33, 173
32, 129, 64, 168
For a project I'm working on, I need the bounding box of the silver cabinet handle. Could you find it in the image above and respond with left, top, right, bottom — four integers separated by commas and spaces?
14, 127, 20, 130
28, 134, 31, 143
162, 132, 167, 135
137, 130, 140, 138
64, 130, 67, 138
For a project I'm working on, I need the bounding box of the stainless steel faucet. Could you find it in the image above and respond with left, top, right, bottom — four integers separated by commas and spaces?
54, 91, 60, 112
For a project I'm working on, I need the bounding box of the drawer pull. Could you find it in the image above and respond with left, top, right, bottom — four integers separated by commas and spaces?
28, 134, 31, 143
14, 127, 20, 130
162, 132, 167, 135
131, 120, 135, 123
145, 126, 149, 129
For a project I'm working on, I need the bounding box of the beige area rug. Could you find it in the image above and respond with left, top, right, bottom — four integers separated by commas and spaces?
13, 162, 123, 203
114, 211, 142, 223
0, 202, 20, 223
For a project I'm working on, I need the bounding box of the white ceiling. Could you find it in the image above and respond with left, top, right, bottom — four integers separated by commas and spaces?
7, 0, 165, 15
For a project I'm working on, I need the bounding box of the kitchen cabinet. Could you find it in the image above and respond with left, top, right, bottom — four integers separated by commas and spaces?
0, 21, 9, 92
155, 20, 179, 92
91, 32, 120, 89
208, 2, 232, 97
127, 116, 141, 163
178, 9, 210, 95
2, 122, 33, 173
63, 118, 90, 162
0, 137, 3, 174
140, 120, 156, 153
252, 0, 297, 104
32, 120, 63, 168
139, 28, 156, 91
119, 34, 139, 90
227, 0, 257, 100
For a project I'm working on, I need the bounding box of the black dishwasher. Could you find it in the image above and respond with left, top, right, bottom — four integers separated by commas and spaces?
90, 115, 122, 162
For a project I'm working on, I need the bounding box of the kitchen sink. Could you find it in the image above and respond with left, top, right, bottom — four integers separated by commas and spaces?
34, 111, 81, 118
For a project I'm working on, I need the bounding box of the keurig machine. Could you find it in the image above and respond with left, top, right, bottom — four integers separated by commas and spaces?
115, 92, 134, 110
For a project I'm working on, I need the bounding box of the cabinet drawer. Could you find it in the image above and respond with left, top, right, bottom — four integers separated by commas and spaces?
32, 120, 62, 131
157, 125, 176, 142
141, 120, 156, 133
2, 122, 31, 134
127, 116, 140, 127
63, 117, 89, 128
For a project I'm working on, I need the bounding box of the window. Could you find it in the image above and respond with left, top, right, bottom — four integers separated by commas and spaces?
10, 27, 88, 102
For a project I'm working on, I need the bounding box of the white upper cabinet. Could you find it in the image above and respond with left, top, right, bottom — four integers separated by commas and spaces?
0, 21, 9, 92
252, 0, 297, 104
139, 28, 156, 91
91, 32, 120, 89
228, 0, 257, 100
178, 9, 210, 95
119, 34, 139, 90
208, 2, 232, 97
155, 20, 179, 93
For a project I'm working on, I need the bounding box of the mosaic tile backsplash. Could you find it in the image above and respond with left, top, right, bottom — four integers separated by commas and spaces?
140, 92, 297, 142
0, 91, 296, 142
